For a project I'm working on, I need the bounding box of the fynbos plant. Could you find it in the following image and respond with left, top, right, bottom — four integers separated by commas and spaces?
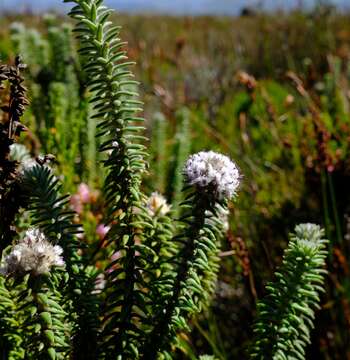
251, 224, 328, 360
0, 0, 329, 359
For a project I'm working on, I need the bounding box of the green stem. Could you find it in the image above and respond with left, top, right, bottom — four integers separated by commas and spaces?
327, 171, 342, 244
321, 169, 331, 245
193, 319, 226, 360
143, 193, 208, 359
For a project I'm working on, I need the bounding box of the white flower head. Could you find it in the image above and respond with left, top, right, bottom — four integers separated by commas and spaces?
146, 192, 171, 216
184, 151, 240, 200
0, 228, 65, 276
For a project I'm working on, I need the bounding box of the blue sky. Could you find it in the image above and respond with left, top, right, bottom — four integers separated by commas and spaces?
0, 0, 349, 15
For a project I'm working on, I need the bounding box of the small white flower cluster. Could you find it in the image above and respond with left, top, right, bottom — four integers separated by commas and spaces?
184, 151, 240, 200
0, 228, 65, 276
146, 192, 171, 216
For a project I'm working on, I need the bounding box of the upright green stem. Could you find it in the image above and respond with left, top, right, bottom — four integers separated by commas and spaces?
327, 171, 342, 244
321, 169, 331, 242
143, 193, 210, 359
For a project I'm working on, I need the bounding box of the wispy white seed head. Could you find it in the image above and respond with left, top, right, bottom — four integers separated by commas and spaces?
0, 228, 65, 276
146, 192, 171, 216
184, 151, 240, 200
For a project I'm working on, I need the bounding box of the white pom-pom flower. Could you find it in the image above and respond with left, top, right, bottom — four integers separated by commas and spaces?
0, 228, 65, 276
146, 192, 171, 216
184, 151, 240, 200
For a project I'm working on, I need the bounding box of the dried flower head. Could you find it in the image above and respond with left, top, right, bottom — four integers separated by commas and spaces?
237, 71, 257, 91
0, 228, 65, 276
146, 192, 171, 216
184, 151, 240, 200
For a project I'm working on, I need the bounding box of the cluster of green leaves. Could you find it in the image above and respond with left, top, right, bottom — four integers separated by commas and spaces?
8, 163, 99, 360
251, 224, 328, 360
0, 166, 75, 360
64, 0, 155, 357
147, 108, 192, 216
10, 18, 97, 190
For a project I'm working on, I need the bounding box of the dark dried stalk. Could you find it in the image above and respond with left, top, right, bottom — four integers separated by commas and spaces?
0, 56, 29, 251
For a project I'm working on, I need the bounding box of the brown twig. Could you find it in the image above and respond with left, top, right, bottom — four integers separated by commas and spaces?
227, 230, 257, 300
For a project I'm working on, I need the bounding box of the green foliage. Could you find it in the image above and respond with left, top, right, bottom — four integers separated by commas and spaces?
251, 224, 328, 360
0, 260, 71, 360
143, 192, 229, 358
64, 0, 155, 356
22, 274, 71, 360
149, 112, 168, 193
10, 18, 96, 191
0, 277, 26, 359
22, 164, 81, 263
167, 108, 192, 213
10, 23, 49, 73
22, 163, 101, 359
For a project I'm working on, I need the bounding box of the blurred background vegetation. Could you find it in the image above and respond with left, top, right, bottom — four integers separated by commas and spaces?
1, 3, 350, 359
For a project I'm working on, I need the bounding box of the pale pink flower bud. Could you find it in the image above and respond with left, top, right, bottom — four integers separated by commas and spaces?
78, 183, 91, 204
96, 224, 111, 240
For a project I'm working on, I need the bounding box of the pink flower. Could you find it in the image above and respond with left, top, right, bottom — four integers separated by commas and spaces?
96, 224, 111, 240
111, 251, 121, 262
106, 251, 121, 274
78, 183, 91, 203
70, 183, 93, 214
70, 194, 83, 214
